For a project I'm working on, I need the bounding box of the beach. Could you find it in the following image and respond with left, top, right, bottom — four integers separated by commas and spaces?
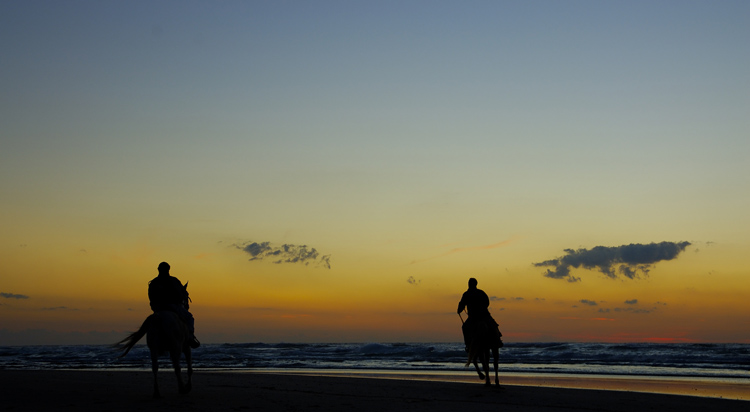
1, 370, 747, 412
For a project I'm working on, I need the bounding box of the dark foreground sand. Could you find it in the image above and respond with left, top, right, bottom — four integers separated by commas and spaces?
1, 370, 747, 412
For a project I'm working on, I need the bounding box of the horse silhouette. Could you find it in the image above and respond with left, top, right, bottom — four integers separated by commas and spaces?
116, 284, 193, 398
464, 318, 502, 386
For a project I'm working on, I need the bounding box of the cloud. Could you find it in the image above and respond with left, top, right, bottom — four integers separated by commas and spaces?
0, 328, 126, 345
490, 296, 525, 302
440, 237, 519, 255
1, 292, 29, 299
535, 241, 691, 282
585, 299, 658, 315
41, 306, 75, 311
235, 241, 331, 269
406, 276, 421, 286
614, 307, 654, 314
409, 236, 519, 265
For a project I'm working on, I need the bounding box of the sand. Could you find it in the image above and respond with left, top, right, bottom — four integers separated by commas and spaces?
1, 370, 747, 412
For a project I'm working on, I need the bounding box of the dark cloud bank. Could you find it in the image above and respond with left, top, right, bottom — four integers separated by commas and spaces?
1, 292, 29, 300
236, 241, 331, 269
535, 241, 691, 282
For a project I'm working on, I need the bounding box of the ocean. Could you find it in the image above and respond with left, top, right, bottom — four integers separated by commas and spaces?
1, 342, 749, 381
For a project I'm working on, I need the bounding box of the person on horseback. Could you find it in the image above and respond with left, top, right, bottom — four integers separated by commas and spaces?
148, 262, 200, 349
457, 278, 499, 352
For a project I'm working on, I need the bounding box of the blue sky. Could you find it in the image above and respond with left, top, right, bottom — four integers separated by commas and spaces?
2, 1, 749, 344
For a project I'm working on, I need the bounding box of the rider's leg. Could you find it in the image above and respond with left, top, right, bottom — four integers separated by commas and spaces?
174, 305, 200, 348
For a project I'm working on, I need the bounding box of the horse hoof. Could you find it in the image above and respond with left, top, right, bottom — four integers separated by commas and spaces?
477, 372, 485, 380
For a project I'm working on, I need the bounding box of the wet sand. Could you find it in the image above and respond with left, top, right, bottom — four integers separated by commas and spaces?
274, 369, 750, 400
1, 370, 747, 412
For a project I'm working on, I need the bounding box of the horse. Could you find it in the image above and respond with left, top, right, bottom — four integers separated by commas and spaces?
116, 311, 193, 398
116, 283, 193, 398
464, 317, 503, 386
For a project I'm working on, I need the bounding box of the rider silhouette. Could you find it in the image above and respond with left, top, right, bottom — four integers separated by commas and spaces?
148, 262, 200, 348
457, 278, 499, 351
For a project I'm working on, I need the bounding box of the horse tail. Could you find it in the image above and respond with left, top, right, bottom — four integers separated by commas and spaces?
114, 315, 153, 358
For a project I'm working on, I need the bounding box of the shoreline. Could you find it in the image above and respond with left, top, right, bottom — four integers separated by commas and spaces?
228, 368, 750, 401
1, 369, 747, 412
11, 366, 750, 400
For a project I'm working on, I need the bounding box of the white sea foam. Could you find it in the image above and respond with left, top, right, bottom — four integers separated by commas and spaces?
1, 342, 749, 380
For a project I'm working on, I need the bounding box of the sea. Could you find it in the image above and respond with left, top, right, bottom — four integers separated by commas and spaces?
1, 342, 749, 382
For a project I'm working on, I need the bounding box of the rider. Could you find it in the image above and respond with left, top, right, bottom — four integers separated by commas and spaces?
457, 278, 500, 352
148, 262, 200, 348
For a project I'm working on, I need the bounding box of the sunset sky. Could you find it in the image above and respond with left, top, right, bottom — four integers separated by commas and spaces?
2, 1, 749, 345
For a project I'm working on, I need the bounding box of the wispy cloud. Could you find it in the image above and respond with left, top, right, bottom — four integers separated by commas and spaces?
614, 307, 654, 314
535, 241, 691, 282
235, 241, 331, 269
409, 236, 520, 265
1, 292, 29, 299
491, 296, 527, 302
585, 299, 658, 315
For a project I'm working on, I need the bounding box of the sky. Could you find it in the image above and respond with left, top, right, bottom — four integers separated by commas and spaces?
1, 1, 749, 345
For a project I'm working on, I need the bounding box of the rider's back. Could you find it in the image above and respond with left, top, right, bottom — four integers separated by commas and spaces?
148, 275, 185, 311
460, 288, 491, 319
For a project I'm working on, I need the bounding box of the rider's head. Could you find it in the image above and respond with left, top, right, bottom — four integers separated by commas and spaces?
158, 262, 170, 275
468, 278, 478, 288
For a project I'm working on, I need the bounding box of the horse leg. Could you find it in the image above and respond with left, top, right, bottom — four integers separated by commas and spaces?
183, 348, 193, 394
472, 357, 485, 380
151, 351, 161, 399
482, 350, 491, 386
171, 350, 187, 394
492, 347, 499, 386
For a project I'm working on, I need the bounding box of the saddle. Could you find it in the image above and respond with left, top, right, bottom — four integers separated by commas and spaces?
469, 319, 504, 348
